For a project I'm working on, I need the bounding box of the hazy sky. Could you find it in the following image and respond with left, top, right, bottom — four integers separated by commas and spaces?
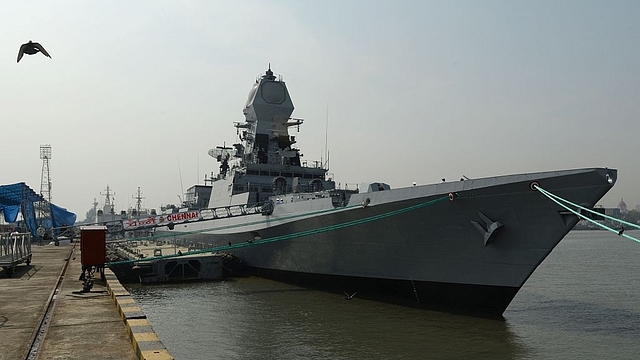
1, 0, 638, 219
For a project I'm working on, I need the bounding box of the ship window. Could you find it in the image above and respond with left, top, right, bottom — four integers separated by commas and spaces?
262, 186, 271, 192
270, 171, 280, 177
303, 174, 313, 179
259, 171, 269, 176
247, 170, 259, 176
282, 172, 292, 177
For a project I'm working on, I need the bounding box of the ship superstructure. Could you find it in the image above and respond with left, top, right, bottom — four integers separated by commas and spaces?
198, 66, 355, 211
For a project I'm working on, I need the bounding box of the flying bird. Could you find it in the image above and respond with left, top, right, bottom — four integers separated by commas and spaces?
344, 292, 356, 300
17, 41, 51, 63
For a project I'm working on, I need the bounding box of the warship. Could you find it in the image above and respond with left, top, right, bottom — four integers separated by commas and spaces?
155, 67, 616, 315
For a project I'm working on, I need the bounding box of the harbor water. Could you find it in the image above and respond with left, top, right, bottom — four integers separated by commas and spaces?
127, 230, 640, 359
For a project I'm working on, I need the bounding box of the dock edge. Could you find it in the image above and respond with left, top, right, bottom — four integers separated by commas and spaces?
104, 268, 174, 360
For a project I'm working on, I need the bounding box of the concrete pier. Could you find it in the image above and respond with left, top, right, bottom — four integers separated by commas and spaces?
0, 243, 172, 360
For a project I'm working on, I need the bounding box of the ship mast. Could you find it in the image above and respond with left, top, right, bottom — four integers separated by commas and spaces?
133, 187, 145, 215
101, 185, 115, 215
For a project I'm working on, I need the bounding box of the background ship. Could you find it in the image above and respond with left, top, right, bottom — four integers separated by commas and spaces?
152, 67, 616, 315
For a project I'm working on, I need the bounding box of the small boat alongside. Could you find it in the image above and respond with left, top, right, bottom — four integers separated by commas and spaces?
131, 252, 224, 284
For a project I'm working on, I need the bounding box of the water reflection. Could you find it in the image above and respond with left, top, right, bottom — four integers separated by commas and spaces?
126, 230, 640, 359
129, 277, 528, 360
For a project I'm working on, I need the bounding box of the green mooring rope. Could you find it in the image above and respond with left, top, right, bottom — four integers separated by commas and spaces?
535, 185, 640, 244
106, 194, 452, 266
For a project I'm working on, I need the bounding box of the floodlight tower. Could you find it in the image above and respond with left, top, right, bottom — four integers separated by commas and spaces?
38, 144, 53, 226
40, 145, 52, 203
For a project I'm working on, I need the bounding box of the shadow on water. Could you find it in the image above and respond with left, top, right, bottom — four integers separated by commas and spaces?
127, 278, 531, 360
507, 293, 640, 340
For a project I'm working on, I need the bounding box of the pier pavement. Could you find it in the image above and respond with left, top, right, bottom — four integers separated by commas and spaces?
0, 242, 172, 360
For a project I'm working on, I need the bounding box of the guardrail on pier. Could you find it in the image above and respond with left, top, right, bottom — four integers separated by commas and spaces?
0, 232, 32, 276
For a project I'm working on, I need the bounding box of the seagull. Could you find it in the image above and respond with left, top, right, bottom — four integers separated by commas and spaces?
17, 40, 51, 63
344, 291, 356, 300
618, 228, 624, 236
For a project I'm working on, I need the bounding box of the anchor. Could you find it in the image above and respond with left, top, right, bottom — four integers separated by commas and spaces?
471, 211, 503, 246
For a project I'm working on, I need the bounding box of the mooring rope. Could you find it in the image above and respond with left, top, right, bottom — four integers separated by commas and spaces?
106, 194, 452, 266
534, 185, 640, 244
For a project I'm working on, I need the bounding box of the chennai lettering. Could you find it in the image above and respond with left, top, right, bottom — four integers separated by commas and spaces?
121, 210, 201, 230
166, 211, 200, 222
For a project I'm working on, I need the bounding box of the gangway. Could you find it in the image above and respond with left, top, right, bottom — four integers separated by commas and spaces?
0, 232, 32, 277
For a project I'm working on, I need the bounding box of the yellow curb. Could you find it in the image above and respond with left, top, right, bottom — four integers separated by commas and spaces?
134, 332, 160, 342
141, 349, 174, 360
105, 270, 173, 360
121, 306, 141, 313
128, 319, 151, 327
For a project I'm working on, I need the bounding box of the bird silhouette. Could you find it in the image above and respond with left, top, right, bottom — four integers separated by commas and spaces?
17, 41, 51, 63
618, 228, 625, 236
344, 291, 356, 300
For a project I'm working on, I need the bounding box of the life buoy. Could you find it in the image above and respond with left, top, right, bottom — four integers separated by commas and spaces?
449, 193, 455, 202
308, 179, 323, 192
271, 176, 287, 194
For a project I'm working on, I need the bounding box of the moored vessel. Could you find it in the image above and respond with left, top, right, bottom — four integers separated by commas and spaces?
147, 67, 616, 315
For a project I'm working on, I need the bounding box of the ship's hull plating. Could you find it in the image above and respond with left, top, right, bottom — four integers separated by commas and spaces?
160, 168, 615, 315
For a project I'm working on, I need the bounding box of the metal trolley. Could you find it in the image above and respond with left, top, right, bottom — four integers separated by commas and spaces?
0, 232, 32, 277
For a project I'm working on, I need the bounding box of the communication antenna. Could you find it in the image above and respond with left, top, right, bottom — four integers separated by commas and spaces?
324, 103, 329, 170
39, 145, 52, 203
177, 159, 185, 202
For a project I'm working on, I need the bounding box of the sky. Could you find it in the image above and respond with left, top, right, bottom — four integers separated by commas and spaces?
1, 0, 639, 220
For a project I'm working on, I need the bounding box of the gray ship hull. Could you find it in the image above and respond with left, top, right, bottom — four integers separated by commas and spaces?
160, 167, 615, 315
